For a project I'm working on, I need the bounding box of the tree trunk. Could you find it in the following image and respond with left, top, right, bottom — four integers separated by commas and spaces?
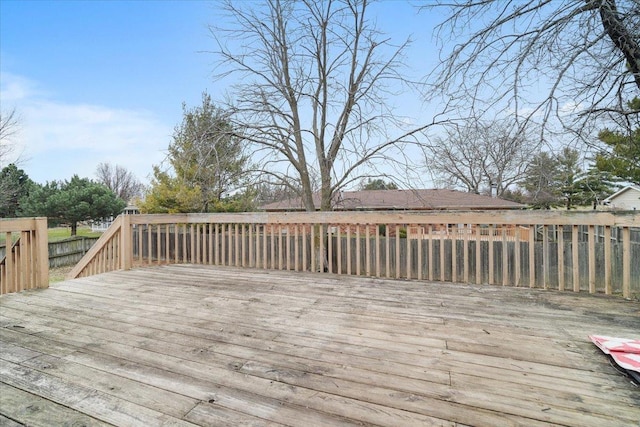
71, 222, 77, 236
598, 0, 640, 89
312, 224, 328, 273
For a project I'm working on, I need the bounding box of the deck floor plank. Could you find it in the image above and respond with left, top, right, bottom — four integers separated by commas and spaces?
1, 264, 639, 426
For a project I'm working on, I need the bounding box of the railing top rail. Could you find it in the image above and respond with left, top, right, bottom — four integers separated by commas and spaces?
0, 217, 47, 233
128, 210, 640, 227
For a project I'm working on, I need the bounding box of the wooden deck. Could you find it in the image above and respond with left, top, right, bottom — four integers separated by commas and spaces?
1, 265, 639, 427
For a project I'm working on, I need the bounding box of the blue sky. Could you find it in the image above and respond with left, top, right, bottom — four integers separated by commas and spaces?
1, 0, 440, 187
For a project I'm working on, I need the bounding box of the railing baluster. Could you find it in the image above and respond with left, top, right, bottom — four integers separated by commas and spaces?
261, 224, 267, 269
417, 225, 423, 281
542, 225, 549, 289
221, 223, 227, 265
572, 224, 579, 292
439, 224, 445, 282
395, 225, 400, 279
250, 224, 255, 268
462, 224, 468, 284
294, 224, 299, 271
623, 226, 631, 299
235, 224, 240, 267
502, 226, 508, 286
385, 224, 390, 278
302, 224, 307, 272
369, 224, 375, 277
157, 224, 162, 264
430, 225, 436, 282
278, 225, 283, 270
210, 223, 215, 264
310, 224, 315, 272
604, 226, 611, 294
271, 225, 276, 270
557, 225, 564, 291
165, 224, 170, 264
529, 225, 536, 288
327, 225, 333, 274
588, 225, 596, 293
474, 225, 480, 285
406, 225, 411, 280
138, 224, 143, 263
451, 225, 457, 283
346, 226, 351, 276
337, 226, 342, 275
242, 224, 247, 267
287, 225, 292, 270
488, 224, 494, 285
355, 225, 361, 276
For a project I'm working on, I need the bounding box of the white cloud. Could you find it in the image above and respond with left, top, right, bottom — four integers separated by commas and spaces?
0, 71, 43, 102
558, 100, 583, 115
1, 72, 171, 185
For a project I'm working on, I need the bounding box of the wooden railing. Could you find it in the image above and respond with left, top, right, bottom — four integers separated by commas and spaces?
0, 218, 49, 295
69, 211, 640, 298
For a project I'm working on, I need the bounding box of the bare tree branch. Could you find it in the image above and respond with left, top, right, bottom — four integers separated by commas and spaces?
425, 0, 640, 141
0, 108, 20, 166
95, 162, 145, 202
423, 119, 541, 196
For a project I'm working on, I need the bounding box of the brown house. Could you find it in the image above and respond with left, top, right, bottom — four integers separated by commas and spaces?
261, 188, 525, 212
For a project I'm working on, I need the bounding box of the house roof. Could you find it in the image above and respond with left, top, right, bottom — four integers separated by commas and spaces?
603, 185, 640, 203
260, 189, 525, 211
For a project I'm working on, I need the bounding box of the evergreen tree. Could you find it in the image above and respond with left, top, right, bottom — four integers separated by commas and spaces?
521, 152, 560, 209
522, 149, 616, 209
359, 178, 399, 191
0, 164, 33, 217
20, 176, 125, 235
595, 98, 640, 185
141, 93, 251, 213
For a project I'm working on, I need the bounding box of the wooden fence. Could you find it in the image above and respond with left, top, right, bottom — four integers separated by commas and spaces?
0, 218, 49, 295
69, 211, 640, 298
48, 236, 99, 268
0, 236, 99, 268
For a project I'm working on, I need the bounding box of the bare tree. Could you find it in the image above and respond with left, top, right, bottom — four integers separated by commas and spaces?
0, 108, 20, 166
95, 162, 145, 202
211, 0, 440, 212
425, 0, 640, 140
424, 119, 540, 196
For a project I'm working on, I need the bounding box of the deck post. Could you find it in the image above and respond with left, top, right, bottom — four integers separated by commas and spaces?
34, 217, 49, 288
121, 215, 132, 270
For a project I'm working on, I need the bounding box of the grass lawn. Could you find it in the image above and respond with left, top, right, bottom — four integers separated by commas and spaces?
47, 227, 103, 242
1, 226, 102, 246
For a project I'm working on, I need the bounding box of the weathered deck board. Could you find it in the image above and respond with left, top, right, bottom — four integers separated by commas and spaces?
1, 264, 639, 426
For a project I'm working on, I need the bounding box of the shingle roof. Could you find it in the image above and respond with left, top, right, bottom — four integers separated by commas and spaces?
261, 189, 525, 211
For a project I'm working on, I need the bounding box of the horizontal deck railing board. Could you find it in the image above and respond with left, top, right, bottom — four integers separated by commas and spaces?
121, 211, 640, 227
69, 211, 640, 298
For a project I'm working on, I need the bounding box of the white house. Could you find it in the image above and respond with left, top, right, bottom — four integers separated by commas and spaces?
91, 205, 140, 232
603, 185, 640, 210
